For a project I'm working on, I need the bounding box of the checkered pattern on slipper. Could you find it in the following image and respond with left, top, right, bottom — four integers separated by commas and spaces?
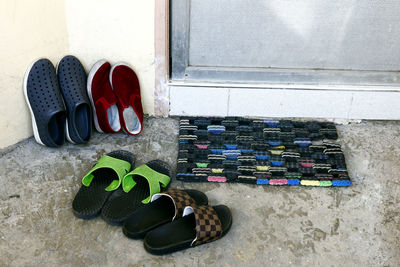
152, 189, 196, 220
183, 205, 223, 246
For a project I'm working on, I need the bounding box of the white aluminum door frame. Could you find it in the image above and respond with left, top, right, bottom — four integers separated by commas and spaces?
161, 0, 400, 119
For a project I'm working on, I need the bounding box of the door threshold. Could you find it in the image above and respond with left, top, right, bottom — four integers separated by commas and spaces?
168, 84, 400, 120
169, 80, 400, 92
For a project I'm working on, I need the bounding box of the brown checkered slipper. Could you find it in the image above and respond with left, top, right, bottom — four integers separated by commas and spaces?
143, 204, 232, 255
122, 189, 208, 239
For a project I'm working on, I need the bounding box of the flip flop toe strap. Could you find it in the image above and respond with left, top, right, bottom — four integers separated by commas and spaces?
151, 189, 196, 220
183, 205, 223, 246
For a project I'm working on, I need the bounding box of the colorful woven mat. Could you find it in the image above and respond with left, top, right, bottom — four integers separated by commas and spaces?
176, 117, 351, 187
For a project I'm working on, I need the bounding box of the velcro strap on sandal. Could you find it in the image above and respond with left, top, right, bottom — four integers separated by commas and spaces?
82, 155, 131, 191
151, 189, 196, 220
183, 205, 223, 246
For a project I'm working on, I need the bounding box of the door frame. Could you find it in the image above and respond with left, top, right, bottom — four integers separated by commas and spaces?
155, 0, 400, 119
169, 0, 400, 87
154, 0, 170, 116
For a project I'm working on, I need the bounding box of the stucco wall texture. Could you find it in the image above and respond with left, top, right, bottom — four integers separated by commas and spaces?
0, 0, 69, 148
0, 0, 156, 149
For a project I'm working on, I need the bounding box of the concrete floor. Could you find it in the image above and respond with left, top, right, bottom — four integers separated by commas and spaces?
0, 117, 399, 266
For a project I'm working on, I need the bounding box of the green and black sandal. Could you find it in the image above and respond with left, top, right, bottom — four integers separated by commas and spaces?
72, 150, 135, 219
101, 160, 171, 225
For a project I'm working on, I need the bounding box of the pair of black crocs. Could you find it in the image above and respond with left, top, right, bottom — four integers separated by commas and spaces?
123, 188, 232, 255
72, 150, 232, 255
24, 56, 92, 147
72, 150, 171, 225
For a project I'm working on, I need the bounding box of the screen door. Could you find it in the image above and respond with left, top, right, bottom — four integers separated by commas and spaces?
171, 0, 400, 86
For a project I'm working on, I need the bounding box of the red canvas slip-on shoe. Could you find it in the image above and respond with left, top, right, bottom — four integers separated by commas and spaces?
87, 60, 121, 133
109, 63, 143, 135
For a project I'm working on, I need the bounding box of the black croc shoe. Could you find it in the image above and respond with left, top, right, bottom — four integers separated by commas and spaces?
23, 58, 66, 147
57, 55, 92, 144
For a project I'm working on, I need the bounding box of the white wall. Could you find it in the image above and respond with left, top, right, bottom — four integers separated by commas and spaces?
0, 0, 156, 149
0, 0, 69, 148
64, 0, 155, 115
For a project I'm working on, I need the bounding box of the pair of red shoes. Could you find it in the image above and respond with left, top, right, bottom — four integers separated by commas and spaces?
87, 60, 143, 135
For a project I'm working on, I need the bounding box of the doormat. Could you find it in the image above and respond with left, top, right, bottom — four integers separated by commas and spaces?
176, 117, 351, 187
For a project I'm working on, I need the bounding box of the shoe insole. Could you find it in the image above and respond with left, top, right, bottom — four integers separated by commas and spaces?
107, 105, 120, 131
102, 160, 171, 225
48, 112, 65, 146
123, 106, 140, 134
72, 169, 116, 219
75, 103, 90, 141
144, 205, 232, 255
101, 175, 150, 225
145, 213, 196, 249
123, 189, 208, 239
123, 197, 175, 238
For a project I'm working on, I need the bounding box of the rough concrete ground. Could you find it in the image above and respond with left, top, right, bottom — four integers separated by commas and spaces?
0, 117, 399, 267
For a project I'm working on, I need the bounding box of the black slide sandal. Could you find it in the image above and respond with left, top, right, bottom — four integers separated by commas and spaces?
101, 160, 171, 225
123, 189, 208, 239
72, 150, 135, 219
143, 204, 232, 255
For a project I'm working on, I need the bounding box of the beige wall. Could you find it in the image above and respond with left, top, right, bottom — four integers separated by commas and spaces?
0, 0, 69, 148
65, 0, 155, 115
0, 0, 156, 149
